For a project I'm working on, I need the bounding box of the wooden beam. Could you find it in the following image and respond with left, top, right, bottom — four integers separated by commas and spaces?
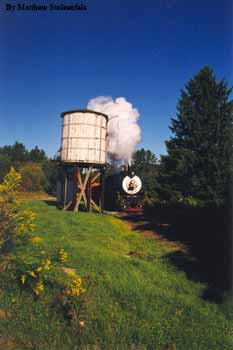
77, 167, 82, 185
91, 172, 101, 184
100, 168, 105, 213
63, 200, 72, 211
87, 177, 91, 212
91, 199, 100, 212
77, 168, 87, 207
74, 166, 92, 211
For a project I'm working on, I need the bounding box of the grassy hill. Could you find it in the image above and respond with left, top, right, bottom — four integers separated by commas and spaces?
0, 201, 232, 350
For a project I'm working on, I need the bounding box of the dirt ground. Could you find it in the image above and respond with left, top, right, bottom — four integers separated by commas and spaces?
116, 211, 186, 253
16, 192, 56, 201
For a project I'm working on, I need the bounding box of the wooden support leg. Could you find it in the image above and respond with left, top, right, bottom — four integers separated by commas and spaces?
87, 178, 91, 213
63, 200, 72, 211
77, 167, 87, 207
91, 199, 100, 212
90, 171, 101, 213
74, 166, 92, 212
63, 175, 67, 210
100, 169, 105, 213
91, 171, 101, 184
72, 167, 78, 210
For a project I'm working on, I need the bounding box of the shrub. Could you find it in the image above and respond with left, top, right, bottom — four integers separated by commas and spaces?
182, 196, 204, 208
0, 167, 90, 340
13, 246, 82, 296
0, 167, 36, 251
19, 162, 47, 192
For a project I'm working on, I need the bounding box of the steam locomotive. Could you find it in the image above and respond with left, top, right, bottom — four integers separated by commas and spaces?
121, 164, 143, 212
104, 164, 143, 212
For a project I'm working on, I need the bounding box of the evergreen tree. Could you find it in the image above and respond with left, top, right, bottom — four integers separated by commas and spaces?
160, 66, 233, 206
0, 142, 58, 193
0, 142, 29, 180
10, 142, 29, 162
132, 148, 160, 201
29, 146, 47, 162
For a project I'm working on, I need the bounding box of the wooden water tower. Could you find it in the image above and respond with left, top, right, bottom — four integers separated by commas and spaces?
57, 109, 108, 212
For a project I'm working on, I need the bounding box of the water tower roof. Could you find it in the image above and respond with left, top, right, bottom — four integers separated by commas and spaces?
61, 109, 108, 121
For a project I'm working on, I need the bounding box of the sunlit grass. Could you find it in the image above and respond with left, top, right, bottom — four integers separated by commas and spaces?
0, 200, 232, 349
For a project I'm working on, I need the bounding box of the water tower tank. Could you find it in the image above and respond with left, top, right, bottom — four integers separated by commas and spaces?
60, 109, 108, 165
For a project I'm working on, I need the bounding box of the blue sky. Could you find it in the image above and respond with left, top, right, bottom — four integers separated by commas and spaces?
0, 0, 232, 158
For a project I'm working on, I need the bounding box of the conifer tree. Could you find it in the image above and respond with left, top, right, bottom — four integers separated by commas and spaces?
160, 66, 233, 206
132, 148, 160, 200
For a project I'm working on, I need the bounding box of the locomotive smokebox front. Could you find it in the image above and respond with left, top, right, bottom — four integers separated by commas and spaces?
122, 174, 142, 195
121, 164, 143, 212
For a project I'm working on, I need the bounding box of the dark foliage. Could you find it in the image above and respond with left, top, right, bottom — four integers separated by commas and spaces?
29, 146, 47, 162
0, 142, 59, 193
104, 165, 124, 210
19, 163, 47, 192
0, 142, 29, 180
132, 148, 160, 203
159, 66, 233, 206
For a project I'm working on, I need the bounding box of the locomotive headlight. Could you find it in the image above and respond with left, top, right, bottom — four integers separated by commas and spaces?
122, 175, 142, 195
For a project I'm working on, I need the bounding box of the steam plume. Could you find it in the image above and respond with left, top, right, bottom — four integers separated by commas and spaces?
87, 96, 141, 165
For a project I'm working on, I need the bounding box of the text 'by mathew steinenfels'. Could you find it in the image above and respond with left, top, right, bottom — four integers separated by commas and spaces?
6, 3, 87, 12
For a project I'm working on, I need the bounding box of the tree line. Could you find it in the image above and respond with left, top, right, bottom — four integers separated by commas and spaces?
1, 66, 232, 207
0, 143, 59, 194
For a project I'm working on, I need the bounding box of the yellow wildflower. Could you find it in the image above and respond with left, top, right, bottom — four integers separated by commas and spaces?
31, 236, 42, 244
35, 266, 42, 272
43, 259, 51, 270
65, 286, 86, 297
62, 268, 76, 277
79, 287, 86, 294
34, 281, 44, 295
20, 275, 26, 284
59, 249, 68, 263
29, 223, 36, 231
66, 286, 80, 296
72, 277, 82, 287
64, 272, 86, 297
17, 224, 25, 235
29, 271, 37, 278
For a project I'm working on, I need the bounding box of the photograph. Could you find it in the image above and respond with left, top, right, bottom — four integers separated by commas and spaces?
0, 1, 232, 349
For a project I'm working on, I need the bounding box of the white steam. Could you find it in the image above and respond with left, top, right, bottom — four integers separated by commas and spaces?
87, 96, 141, 165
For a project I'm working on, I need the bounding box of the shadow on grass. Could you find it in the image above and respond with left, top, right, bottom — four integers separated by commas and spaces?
43, 200, 59, 208
121, 207, 232, 303
43, 200, 89, 213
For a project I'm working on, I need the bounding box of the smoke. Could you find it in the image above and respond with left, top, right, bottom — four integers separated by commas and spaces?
87, 96, 141, 165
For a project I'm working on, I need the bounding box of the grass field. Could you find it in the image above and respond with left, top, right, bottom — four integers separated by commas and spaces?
0, 200, 232, 350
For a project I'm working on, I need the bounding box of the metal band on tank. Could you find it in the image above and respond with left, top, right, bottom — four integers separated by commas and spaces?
61, 109, 108, 121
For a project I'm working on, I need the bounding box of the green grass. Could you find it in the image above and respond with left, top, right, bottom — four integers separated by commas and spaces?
0, 201, 232, 350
